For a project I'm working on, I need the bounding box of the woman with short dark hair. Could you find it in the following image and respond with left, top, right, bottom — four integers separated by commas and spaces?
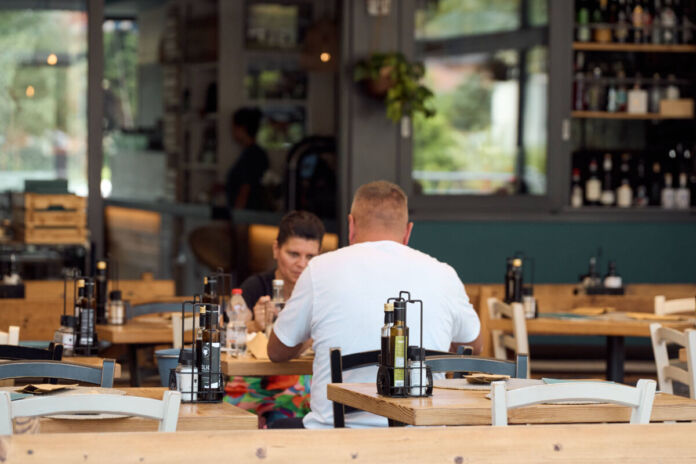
224, 210, 325, 427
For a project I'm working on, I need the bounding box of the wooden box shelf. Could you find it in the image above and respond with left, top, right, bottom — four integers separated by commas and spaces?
11, 193, 88, 245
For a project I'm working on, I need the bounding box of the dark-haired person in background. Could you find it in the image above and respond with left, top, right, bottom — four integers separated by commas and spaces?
224, 210, 325, 427
225, 107, 270, 210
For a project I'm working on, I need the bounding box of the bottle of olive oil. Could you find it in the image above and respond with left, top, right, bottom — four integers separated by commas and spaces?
389, 299, 409, 396
201, 305, 221, 401
381, 303, 394, 366
95, 260, 108, 324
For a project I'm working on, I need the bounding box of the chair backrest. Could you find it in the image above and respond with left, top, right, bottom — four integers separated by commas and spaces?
654, 296, 696, 316
0, 360, 116, 388
425, 354, 528, 379
127, 302, 182, 321
490, 378, 656, 426
329, 347, 460, 427
650, 323, 696, 398
0, 390, 181, 434
488, 298, 529, 368
171, 314, 194, 350
0, 343, 63, 361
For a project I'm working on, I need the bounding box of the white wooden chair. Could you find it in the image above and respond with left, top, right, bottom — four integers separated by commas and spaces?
0, 390, 181, 434
171, 314, 194, 349
488, 298, 529, 377
490, 379, 656, 426
650, 323, 696, 398
0, 327, 20, 346
654, 296, 696, 316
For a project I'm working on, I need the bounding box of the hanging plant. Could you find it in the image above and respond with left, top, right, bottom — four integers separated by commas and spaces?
353, 52, 436, 123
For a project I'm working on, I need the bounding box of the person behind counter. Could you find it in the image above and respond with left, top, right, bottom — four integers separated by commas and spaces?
224, 210, 325, 427
225, 107, 270, 210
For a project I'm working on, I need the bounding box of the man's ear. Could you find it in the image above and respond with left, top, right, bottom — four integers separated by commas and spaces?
402, 222, 414, 245
348, 214, 356, 245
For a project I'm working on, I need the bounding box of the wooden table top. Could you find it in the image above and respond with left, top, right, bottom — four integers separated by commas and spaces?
327, 382, 696, 426
488, 312, 695, 337
96, 320, 173, 344
222, 353, 313, 376
6, 423, 696, 464
30, 387, 256, 433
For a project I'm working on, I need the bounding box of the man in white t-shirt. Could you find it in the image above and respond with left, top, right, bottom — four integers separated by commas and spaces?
267, 180, 481, 429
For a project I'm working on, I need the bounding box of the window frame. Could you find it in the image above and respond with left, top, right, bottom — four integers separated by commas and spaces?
400, 0, 571, 219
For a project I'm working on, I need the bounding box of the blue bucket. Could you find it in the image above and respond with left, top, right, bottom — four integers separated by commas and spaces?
155, 348, 180, 387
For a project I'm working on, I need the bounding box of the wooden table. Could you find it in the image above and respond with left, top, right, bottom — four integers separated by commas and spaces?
488, 312, 695, 382
327, 382, 696, 426
6, 423, 696, 463
27, 387, 256, 433
222, 353, 313, 376
97, 320, 175, 387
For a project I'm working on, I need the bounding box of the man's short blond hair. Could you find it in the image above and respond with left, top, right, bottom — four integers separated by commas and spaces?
350, 180, 408, 232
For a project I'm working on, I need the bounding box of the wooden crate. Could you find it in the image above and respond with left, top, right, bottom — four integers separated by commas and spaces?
11, 193, 87, 244
13, 193, 86, 211
14, 226, 88, 245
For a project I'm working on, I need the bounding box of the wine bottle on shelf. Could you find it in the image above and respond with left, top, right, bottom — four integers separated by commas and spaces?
600, 153, 616, 206
574, 72, 587, 111
649, 73, 663, 113
635, 158, 650, 207
665, 74, 680, 99
578, 0, 592, 42
649, 162, 663, 205
588, 66, 605, 111
616, 70, 628, 111
616, 153, 633, 208
607, 79, 619, 112
632, 0, 644, 43
642, 0, 654, 42
627, 76, 648, 114
662, 0, 678, 43
594, 0, 613, 42
586, 158, 602, 206
616, 0, 631, 41
662, 172, 676, 208
571, 168, 584, 208
683, 3, 694, 44
653, 0, 663, 44
675, 172, 691, 209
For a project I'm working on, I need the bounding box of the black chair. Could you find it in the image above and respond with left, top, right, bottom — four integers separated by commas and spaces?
329, 347, 462, 428
425, 354, 529, 379
0, 343, 63, 361
0, 360, 116, 387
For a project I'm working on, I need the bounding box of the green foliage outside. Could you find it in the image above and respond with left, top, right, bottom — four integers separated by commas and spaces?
0, 10, 87, 190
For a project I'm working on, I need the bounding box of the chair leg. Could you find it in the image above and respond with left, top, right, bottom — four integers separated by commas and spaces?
128, 345, 141, 387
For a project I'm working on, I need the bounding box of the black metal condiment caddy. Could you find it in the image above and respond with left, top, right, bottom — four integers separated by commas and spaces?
168, 298, 224, 403
376, 291, 433, 398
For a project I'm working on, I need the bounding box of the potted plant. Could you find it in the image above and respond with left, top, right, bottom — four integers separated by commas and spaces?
353, 52, 436, 123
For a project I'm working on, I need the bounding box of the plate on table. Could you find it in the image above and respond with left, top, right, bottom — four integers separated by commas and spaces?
433, 379, 490, 391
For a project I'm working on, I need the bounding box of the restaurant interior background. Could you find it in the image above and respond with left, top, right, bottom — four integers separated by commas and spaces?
0, 0, 694, 297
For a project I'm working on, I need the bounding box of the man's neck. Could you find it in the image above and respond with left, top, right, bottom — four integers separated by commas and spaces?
351, 234, 404, 245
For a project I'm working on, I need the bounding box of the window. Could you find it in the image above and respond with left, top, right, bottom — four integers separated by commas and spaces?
412, 0, 548, 197
0, 2, 87, 194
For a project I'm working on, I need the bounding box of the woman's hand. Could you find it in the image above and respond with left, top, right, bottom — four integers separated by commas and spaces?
252, 296, 273, 330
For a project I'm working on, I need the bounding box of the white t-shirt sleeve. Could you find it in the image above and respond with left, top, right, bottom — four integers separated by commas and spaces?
272, 265, 313, 348
449, 275, 481, 343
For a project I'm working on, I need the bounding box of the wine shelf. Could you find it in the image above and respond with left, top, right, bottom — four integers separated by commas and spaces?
571, 111, 693, 120
573, 42, 696, 53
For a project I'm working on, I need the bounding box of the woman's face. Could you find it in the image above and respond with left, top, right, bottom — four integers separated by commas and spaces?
273, 237, 321, 285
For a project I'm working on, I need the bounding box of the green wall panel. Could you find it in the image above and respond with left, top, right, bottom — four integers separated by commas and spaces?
409, 221, 696, 284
